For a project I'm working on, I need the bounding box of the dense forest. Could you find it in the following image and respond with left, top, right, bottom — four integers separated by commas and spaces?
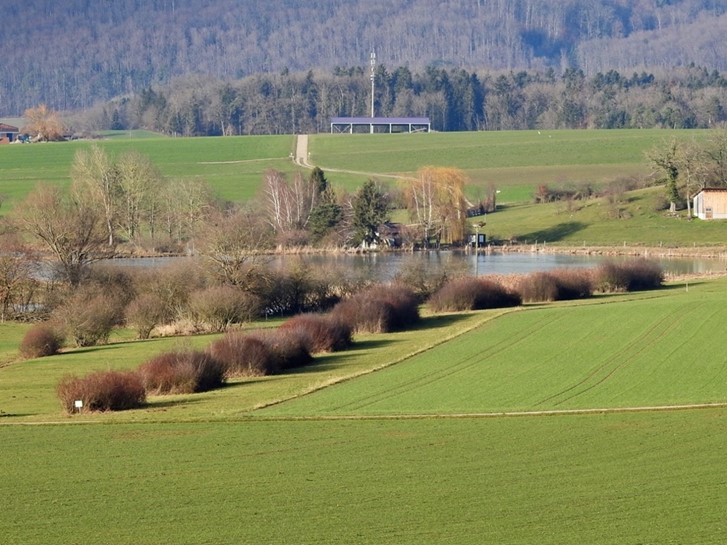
1, 0, 727, 116
76, 65, 727, 134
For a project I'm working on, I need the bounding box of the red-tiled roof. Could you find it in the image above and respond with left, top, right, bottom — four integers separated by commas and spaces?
0, 123, 20, 132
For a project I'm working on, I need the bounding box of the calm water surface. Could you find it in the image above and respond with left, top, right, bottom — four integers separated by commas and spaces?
103, 251, 727, 279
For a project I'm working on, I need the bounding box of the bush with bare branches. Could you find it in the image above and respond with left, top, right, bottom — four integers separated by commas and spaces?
19, 323, 64, 358
188, 285, 261, 332
428, 277, 522, 312
57, 370, 146, 413
518, 269, 593, 302
331, 284, 420, 334
125, 293, 167, 339
50, 287, 122, 347
595, 259, 664, 292
138, 350, 225, 394
280, 313, 353, 353
207, 333, 278, 377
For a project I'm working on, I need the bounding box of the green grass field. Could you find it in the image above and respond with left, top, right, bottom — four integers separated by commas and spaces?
0, 134, 297, 207
2, 278, 727, 543
2, 129, 724, 248
310, 128, 710, 201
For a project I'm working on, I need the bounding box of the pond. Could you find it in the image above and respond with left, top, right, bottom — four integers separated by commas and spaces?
100, 250, 727, 280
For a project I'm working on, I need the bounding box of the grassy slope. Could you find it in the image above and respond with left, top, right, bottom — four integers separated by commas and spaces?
0, 135, 297, 208
485, 187, 727, 246
310, 128, 709, 201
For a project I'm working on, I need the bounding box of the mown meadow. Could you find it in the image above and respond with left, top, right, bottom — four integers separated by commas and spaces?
0, 134, 297, 206
2, 277, 727, 543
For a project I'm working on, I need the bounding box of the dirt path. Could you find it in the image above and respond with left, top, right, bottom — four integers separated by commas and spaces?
293, 133, 414, 180
294, 134, 310, 167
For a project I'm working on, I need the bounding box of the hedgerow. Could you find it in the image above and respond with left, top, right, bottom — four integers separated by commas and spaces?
331, 284, 420, 333
595, 259, 664, 292
428, 277, 522, 311
207, 333, 278, 377
279, 313, 353, 353
518, 269, 593, 302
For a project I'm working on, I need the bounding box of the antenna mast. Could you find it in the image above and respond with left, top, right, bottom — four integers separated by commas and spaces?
370, 51, 376, 130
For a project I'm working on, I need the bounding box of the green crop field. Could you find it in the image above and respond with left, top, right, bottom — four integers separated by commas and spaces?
310, 128, 710, 202
1, 128, 709, 210
2, 278, 727, 543
0, 134, 298, 207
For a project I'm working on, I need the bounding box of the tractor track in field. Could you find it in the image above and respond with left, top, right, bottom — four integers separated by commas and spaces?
531, 301, 696, 408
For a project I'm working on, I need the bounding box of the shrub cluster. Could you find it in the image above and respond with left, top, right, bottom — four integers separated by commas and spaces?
57, 370, 146, 413
595, 259, 664, 292
19, 323, 64, 358
428, 277, 522, 312
137, 350, 225, 394
279, 313, 353, 353
50, 287, 121, 347
208, 333, 278, 377
518, 269, 593, 302
331, 284, 420, 333
188, 285, 261, 332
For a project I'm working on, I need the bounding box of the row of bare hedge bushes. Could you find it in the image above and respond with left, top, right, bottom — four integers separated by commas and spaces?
25, 260, 373, 346
426, 259, 664, 309
55, 284, 415, 413
53, 260, 663, 413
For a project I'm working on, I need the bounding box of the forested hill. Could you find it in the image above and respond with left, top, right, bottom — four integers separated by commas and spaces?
1, 0, 727, 116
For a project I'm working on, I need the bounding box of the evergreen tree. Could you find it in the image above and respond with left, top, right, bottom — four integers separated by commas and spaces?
351, 180, 390, 247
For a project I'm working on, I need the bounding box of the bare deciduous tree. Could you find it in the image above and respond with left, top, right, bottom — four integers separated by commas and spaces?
22, 104, 65, 141
71, 145, 120, 246
198, 206, 274, 288
12, 185, 112, 286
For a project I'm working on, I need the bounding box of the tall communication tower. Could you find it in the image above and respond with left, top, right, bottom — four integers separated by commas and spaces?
369, 51, 376, 132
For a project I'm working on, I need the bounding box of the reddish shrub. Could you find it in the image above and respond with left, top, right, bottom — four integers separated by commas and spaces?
258, 329, 314, 371
138, 350, 225, 394
331, 284, 420, 333
279, 313, 353, 353
517, 272, 558, 302
550, 269, 593, 300
428, 277, 522, 312
19, 323, 63, 358
207, 333, 278, 377
518, 269, 593, 302
57, 370, 146, 413
595, 259, 664, 292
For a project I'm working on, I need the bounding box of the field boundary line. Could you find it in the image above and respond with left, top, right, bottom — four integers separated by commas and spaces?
4, 402, 726, 427
251, 402, 727, 421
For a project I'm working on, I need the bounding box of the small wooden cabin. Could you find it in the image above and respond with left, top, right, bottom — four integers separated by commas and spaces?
693, 188, 727, 220
0, 123, 20, 144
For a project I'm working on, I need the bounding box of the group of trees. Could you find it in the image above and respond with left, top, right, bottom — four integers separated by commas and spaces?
646, 129, 727, 214
3, 0, 727, 116
75, 64, 727, 136
5, 144, 479, 314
